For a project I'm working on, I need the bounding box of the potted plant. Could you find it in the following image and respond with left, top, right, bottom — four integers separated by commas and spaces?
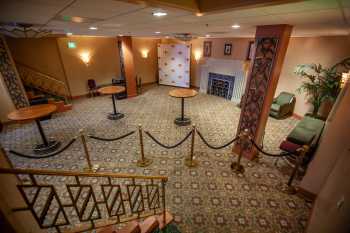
294, 57, 350, 118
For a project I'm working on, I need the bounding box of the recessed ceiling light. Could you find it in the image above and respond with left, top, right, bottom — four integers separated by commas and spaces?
66, 32, 73, 36
205, 34, 210, 37
89, 26, 98, 30
232, 24, 240, 29
155, 31, 161, 34
196, 12, 203, 17
152, 11, 167, 17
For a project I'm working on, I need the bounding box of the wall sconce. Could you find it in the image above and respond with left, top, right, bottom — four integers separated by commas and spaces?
141, 50, 149, 58
80, 51, 91, 66
194, 50, 202, 63
341, 72, 349, 88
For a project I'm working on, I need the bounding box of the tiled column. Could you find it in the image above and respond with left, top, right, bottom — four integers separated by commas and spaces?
0, 36, 28, 108
118, 36, 137, 98
233, 25, 293, 160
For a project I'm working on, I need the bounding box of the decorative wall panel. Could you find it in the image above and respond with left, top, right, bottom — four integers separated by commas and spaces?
157, 44, 190, 88
0, 36, 28, 108
237, 37, 278, 149
117, 39, 125, 80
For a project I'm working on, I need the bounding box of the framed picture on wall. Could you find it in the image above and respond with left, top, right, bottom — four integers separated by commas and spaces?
224, 43, 232, 55
246, 41, 255, 60
203, 41, 212, 57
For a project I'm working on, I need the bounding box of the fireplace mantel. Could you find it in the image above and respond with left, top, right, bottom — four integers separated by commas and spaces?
199, 58, 247, 103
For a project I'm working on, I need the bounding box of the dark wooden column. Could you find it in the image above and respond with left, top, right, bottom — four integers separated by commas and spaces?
118, 36, 137, 98
233, 24, 293, 160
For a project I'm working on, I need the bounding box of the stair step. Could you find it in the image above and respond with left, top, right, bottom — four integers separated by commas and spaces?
96, 221, 141, 233
96, 225, 114, 233
156, 211, 174, 230
116, 221, 140, 233
139, 216, 159, 233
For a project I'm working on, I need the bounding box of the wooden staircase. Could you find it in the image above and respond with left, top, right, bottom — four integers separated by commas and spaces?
97, 212, 174, 233
15, 61, 72, 110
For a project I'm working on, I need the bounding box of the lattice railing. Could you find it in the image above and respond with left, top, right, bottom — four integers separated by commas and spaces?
15, 62, 70, 103
0, 168, 167, 233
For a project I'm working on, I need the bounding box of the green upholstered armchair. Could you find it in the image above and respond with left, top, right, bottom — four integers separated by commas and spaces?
269, 92, 296, 119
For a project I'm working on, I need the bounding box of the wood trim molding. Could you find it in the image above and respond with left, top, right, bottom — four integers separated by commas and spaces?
292, 113, 303, 120
297, 186, 317, 202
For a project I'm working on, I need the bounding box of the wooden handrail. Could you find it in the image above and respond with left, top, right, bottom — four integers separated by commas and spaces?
0, 167, 168, 181
15, 61, 66, 85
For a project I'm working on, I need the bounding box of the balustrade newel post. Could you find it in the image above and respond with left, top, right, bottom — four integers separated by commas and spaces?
231, 129, 248, 174
185, 124, 198, 167
161, 179, 167, 226
136, 124, 152, 167
80, 129, 99, 172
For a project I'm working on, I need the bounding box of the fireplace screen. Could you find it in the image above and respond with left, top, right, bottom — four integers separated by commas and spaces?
207, 72, 235, 100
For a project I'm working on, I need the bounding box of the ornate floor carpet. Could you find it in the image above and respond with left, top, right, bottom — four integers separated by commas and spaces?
0, 85, 310, 233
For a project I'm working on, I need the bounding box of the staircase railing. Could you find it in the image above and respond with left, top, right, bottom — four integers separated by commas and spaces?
0, 167, 168, 233
15, 62, 71, 103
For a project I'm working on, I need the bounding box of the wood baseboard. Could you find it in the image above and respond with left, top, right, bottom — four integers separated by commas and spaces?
297, 186, 317, 202
71, 93, 89, 99
292, 113, 303, 120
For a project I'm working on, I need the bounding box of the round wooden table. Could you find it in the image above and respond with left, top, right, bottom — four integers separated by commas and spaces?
8, 104, 61, 154
98, 86, 126, 120
169, 88, 198, 126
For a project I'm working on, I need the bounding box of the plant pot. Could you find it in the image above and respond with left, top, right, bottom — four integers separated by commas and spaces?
318, 99, 334, 119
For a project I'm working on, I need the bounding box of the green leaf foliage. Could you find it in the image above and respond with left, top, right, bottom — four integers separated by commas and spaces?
294, 57, 349, 116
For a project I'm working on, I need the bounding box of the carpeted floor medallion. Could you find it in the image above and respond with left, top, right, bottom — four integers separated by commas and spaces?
0, 85, 310, 233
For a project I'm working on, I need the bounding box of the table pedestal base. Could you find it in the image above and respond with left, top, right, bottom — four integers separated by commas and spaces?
174, 117, 191, 126
231, 162, 245, 174
33, 141, 61, 154
108, 112, 124, 120
137, 158, 153, 167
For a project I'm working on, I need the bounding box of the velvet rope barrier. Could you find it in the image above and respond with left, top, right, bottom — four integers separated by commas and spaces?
196, 130, 239, 150
249, 138, 297, 157
144, 130, 193, 149
9, 137, 77, 159
88, 131, 135, 141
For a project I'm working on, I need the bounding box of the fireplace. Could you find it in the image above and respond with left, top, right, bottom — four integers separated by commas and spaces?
207, 72, 235, 100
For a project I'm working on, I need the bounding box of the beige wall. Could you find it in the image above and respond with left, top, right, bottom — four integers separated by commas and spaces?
188, 36, 350, 116
6, 37, 66, 82
57, 36, 121, 97
189, 37, 252, 87
301, 78, 350, 195
0, 73, 16, 122
303, 80, 350, 233
276, 36, 350, 116
132, 37, 160, 84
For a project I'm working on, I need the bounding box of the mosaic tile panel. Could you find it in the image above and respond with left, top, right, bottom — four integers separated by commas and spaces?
0, 36, 28, 108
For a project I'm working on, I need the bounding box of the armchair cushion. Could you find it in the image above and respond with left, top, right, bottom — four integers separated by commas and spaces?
286, 116, 325, 147
270, 103, 280, 112
269, 91, 295, 119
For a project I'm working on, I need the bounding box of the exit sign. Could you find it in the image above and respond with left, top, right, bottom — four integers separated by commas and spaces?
67, 41, 76, 49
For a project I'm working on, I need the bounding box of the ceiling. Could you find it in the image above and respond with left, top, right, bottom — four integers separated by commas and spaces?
0, 0, 349, 38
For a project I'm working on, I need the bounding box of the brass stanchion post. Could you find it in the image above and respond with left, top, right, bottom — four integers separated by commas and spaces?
231, 129, 248, 174
80, 129, 99, 172
279, 145, 309, 194
136, 124, 152, 167
185, 124, 198, 167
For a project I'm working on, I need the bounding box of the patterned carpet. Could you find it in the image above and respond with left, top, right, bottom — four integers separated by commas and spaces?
0, 85, 310, 233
